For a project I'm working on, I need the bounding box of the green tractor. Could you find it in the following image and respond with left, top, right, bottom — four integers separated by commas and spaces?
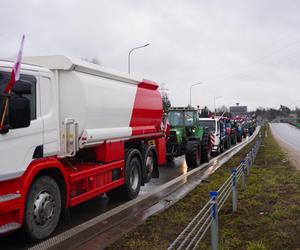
166, 107, 212, 168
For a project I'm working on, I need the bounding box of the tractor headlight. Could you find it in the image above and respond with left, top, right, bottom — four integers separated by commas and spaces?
192, 128, 196, 133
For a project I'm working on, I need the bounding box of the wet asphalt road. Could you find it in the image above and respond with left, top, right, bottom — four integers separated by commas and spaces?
270, 123, 300, 151
0, 157, 188, 249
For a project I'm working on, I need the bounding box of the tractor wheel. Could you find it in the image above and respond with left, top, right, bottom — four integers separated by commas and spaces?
185, 140, 201, 168
231, 134, 237, 145
237, 134, 242, 143
225, 136, 231, 149
166, 155, 174, 163
24, 176, 62, 241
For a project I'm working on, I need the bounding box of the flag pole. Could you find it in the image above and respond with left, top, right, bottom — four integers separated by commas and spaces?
0, 35, 25, 129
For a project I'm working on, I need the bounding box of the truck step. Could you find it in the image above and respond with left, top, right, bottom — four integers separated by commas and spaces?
0, 193, 21, 202
0, 222, 21, 234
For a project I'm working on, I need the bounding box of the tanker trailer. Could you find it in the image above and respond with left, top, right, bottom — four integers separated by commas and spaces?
0, 55, 166, 240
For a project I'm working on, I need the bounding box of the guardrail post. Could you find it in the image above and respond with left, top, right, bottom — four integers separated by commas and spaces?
210, 191, 219, 250
246, 154, 250, 176
231, 168, 237, 212
248, 152, 251, 166
241, 160, 246, 189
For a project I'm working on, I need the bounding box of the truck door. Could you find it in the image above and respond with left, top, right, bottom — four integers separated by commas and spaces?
0, 70, 43, 180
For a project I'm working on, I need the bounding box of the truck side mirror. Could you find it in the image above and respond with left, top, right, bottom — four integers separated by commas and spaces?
8, 81, 32, 129
12, 80, 32, 95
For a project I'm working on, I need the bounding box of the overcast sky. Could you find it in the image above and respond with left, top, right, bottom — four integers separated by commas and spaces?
1, 0, 300, 110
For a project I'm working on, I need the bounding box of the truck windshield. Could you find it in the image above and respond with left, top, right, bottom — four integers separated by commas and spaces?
0, 72, 10, 124
0, 71, 37, 124
168, 110, 197, 126
199, 120, 215, 133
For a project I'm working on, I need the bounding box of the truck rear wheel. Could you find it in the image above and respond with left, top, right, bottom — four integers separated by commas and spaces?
220, 140, 224, 154
143, 145, 157, 183
24, 176, 61, 241
107, 149, 142, 200
201, 132, 211, 163
185, 141, 201, 168
225, 136, 231, 149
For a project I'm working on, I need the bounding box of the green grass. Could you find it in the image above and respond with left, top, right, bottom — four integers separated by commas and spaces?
107, 126, 300, 250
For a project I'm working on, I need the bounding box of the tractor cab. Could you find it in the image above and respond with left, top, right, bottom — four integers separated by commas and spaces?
167, 107, 199, 138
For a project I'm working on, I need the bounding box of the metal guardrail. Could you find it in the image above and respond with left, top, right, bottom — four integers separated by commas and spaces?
168, 136, 262, 250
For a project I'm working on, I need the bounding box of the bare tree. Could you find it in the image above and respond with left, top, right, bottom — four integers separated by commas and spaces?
159, 83, 171, 114
216, 105, 229, 114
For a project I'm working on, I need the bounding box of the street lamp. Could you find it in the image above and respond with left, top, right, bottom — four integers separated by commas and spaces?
189, 82, 203, 107
128, 43, 150, 74
214, 96, 222, 114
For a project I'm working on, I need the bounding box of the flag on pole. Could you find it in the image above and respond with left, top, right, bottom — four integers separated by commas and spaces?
0, 35, 25, 129
3, 34, 25, 94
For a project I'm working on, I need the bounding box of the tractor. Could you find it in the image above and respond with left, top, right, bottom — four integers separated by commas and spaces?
166, 107, 212, 168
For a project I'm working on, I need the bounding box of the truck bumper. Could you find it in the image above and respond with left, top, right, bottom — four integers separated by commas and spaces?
0, 177, 23, 234
0, 195, 22, 234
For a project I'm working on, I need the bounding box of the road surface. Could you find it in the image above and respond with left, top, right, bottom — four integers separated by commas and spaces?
270, 123, 300, 170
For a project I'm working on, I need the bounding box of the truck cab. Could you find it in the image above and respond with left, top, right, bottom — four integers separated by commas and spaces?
0, 61, 58, 182
198, 118, 226, 155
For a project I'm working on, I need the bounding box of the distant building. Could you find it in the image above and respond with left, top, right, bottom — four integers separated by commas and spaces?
230, 103, 247, 117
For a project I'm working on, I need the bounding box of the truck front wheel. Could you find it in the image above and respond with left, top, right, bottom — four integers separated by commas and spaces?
185, 141, 201, 168
24, 176, 61, 241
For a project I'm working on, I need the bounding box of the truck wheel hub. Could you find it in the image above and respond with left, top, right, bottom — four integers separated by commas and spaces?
130, 166, 139, 190
146, 156, 153, 175
33, 191, 55, 225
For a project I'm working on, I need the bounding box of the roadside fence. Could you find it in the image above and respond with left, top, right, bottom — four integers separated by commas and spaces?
168, 138, 261, 250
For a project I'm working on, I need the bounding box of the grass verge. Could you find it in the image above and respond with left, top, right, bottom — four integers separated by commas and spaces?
107, 126, 300, 250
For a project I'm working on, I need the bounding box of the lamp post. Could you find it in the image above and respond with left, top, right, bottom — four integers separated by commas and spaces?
128, 43, 150, 74
214, 96, 222, 114
295, 100, 300, 115
189, 82, 203, 107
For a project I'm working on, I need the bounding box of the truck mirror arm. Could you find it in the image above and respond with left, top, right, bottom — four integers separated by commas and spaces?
0, 93, 11, 98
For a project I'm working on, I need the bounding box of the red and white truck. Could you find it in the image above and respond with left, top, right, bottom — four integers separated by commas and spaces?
0, 55, 166, 240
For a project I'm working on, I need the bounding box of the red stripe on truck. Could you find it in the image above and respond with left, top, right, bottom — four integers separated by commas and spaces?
129, 80, 163, 136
